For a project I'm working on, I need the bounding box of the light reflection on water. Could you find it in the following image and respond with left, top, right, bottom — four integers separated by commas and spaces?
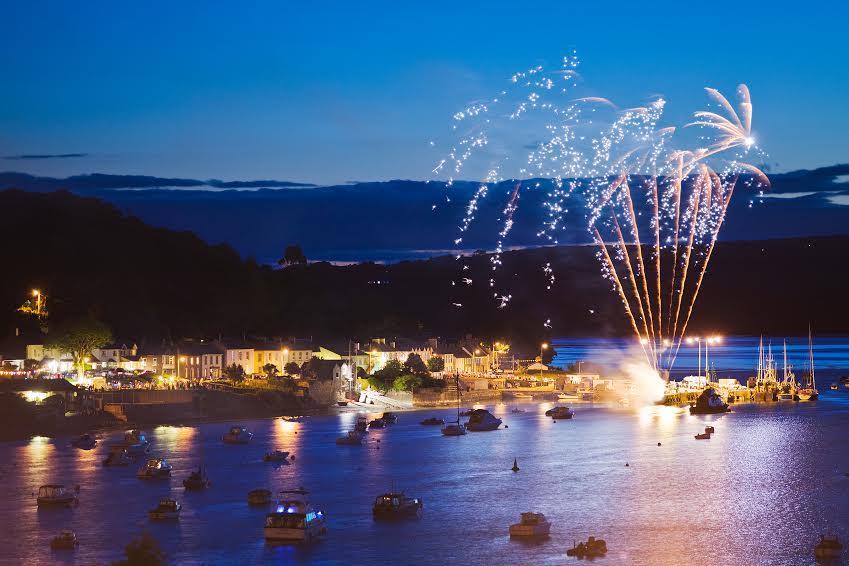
1, 397, 848, 565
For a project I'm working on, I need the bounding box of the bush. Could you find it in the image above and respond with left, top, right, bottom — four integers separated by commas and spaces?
391, 374, 423, 391
427, 356, 445, 373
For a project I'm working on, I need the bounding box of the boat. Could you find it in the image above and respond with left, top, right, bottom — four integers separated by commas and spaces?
705, 426, 715, 434
695, 432, 711, 440
248, 488, 273, 505
511, 392, 533, 400
50, 530, 79, 550
618, 397, 631, 407
797, 327, 819, 401
264, 450, 291, 462
458, 409, 473, 417
336, 401, 348, 407
381, 412, 398, 424
372, 492, 423, 520
442, 373, 467, 436
510, 407, 526, 414
137, 458, 172, 479
831, 383, 839, 391
103, 448, 131, 467
814, 534, 843, 560
465, 409, 502, 431
557, 392, 580, 401
508, 512, 551, 537
566, 536, 608, 558
420, 417, 444, 426
578, 389, 596, 401
354, 415, 369, 433
777, 340, 797, 401
148, 497, 181, 520
368, 418, 386, 430
264, 489, 327, 542
37, 485, 78, 507
183, 466, 211, 490
123, 430, 150, 455
689, 388, 730, 415
335, 431, 363, 445
71, 434, 96, 450
222, 426, 253, 444
544, 406, 574, 419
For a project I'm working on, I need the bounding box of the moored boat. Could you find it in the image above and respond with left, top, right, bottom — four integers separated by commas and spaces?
148, 497, 181, 520
71, 434, 96, 450
814, 534, 843, 560
183, 466, 211, 490
248, 488, 273, 505
354, 415, 369, 433
695, 432, 711, 440
50, 530, 79, 550
509, 512, 551, 537
137, 458, 172, 480
831, 383, 839, 391
368, 418, 386, 430
465, 409, 502, 431
123, 430, 150, 455
37, 485, 78, 507
567, 536, 608, 558
264, 489, 327, 543
705, 426, 715, 434
545, 406, 574, 419
335, 431, 363, 445
381, 412, 398, 424
264, 450, 291, 462
689, 388, 730, 415
420, 417, 444, 426
372, 492, 423, 520
103, 448, 131, 467
222, 426, 253, 444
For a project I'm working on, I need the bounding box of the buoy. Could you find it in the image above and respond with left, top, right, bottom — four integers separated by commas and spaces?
290, 454, 295, 460
512, 458, 520, 472
504, 425, 508, 428
553, 420, 557, 423
625, 463, 629, 467
657, 442, 662, 446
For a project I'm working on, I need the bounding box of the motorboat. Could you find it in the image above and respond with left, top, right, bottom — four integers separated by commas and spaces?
264, 450, 291, 462
511, 392, 533, 400
354, 415, 369, 433
510, 407, 526, 414
222, 426, 253, 444
544, 406, 574, 419
689, 388, 730, 415
459, 409, 473, 417
50, 530, 79, 550
441, 422, 467, 436
335, 431, 363, 445
567, 536, 608, 558
137, 458, 172, 479
123, 430, 150, 455
183, 466, 211, 490
465, 409, 502, 431
248, 489, 273, 505
372, 492, 423, 520
705, 426, 715, 434
508, 512, 551, 537
777, 391, 795, 401
557, 392, 581, 401
148, 497, 181, 520
264, 489, 327, 542
420, 417, 444, 426
579, 389, 596, 401
381, 412, 398, 424
103, 448, 131, 467
37, 485, 78, 507
831, 383, 839, 391
814, 534, 843, 560
695, 432, 711, 440
71, 434, 97, 450
336, 401, 348, 407
368, 418, 386, 430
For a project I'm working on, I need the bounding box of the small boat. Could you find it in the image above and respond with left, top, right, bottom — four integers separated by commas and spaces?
368, 418, 386, 430
557, 392, 580, 401
510, 407, 526, 414
264, 450, 291, 462
264, 489, 327, 542
103, 448, 131, 467
831, 383, 839, 391
50, 530, 79, 550
336, 401, 348, 407
545, 406, 574, 419
354, 415, 369, 433
420, 417, 444, 426
222, 426, 253, 444
37, 485, 78, 507
695, 432, 711, 440
123, 430, 150, 455
335, 431, 363, 445
509, 512, 551, 537
689, 388, 730, 415
441, 422, 467, 436
566, 536, 608, 558
511, 392, 533, 400
465, 409, 502, 431
381, 412, 398, 424
777, 391, 795, 401
148, 497, 181, 520
71, 434, 97, 450
137, 458, 172, 479
372, 492, 423, 520
248, 488, 273, 505
705, 426, 715, 434
814, 534, 843, 560
183, 466, 211, 490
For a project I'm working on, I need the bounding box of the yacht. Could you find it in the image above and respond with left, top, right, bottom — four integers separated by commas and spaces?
123, 430, 150, 455
71, 434, 96, 450
248, 489, 273, 505
222, 426, 253, 444
465, 409, 502, 431
381, 412, 398, 424
777, 340, 796, 401
36, 485, 78, 507
137, 458, 172, 480
148, 498, 181, 520
50, 530, 79, 550
183, 466, 211, 490
544, 406, 574, 419
796, 328, 819, 401
442, 373, 467, 436
335, 431, 363, 445
103, 447, 131, 467
372, 492, 423, 520
264, 489, 327, 542
264, 450, 290, 462
508, 512, 551, 537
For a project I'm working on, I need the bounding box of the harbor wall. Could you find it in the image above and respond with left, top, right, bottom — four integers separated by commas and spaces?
413, 388, 502, 407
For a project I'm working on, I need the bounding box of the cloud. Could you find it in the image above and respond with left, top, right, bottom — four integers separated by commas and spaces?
826, 194, 849, 206
759, 191, 819, 200
3, 153, 88, 160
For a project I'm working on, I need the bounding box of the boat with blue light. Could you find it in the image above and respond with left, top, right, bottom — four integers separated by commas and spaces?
264, 489, 327, 542
137, 458, 172, 479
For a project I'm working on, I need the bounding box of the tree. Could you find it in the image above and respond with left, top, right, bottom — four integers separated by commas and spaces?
392, 373, 423, 392
47, 318, 112, 379
278, 244, 307, 267
403, 353, 429, 377
113, 531, 164, 566
427, 356, 445, 373
371, 359, 403, 391
284, 362, 300, 376
23, 359, 39, 372
222, 363, 246, 383
261, 363, 279, 379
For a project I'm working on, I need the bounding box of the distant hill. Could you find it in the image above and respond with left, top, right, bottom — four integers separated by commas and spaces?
1, 189, 845, 348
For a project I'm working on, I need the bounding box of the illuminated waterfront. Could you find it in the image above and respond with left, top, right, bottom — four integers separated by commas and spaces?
1, 393, 848, 565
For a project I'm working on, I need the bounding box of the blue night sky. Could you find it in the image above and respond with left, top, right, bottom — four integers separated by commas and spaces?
1, 1, 848, 185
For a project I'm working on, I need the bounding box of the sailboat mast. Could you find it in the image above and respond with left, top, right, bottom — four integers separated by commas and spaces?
808, 326, 816, 390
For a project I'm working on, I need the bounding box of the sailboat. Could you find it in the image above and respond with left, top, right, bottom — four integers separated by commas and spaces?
796, 327, 818, 401
441, 373, 466, 436
777, 340, 796, 401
